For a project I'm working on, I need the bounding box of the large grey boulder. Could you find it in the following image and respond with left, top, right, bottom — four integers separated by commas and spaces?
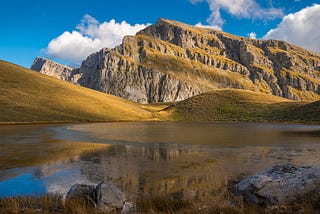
236, 164, 320, 205
65, 184, 96, 206
96, 181, 126, 212
65, 181, 132, 212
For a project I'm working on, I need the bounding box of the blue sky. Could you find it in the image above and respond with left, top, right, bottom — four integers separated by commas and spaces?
0, 0, 319, 68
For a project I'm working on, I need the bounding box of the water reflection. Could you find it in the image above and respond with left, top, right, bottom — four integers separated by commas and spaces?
0, 122, 320, 200
77, 142, 320, 201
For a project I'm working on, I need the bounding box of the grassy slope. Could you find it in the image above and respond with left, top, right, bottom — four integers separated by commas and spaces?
159, 89, 320, 122
1, 60, 319, 123
0, 60, 153, 123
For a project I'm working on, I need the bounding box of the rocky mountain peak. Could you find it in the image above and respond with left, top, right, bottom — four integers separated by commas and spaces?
31, 57, 71, 71
31, 19, 320, 103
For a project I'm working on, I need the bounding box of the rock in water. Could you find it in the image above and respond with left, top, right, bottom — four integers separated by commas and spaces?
65, 184, 96, 206
96, 181, 126, 212
236, 164, 320, 205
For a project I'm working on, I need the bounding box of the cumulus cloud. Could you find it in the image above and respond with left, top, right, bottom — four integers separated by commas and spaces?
195, 22, 222, 31
249, 32, 257, 39
46, 14, 149, 63
190, 0, 283, 27
263, 4, 320, 53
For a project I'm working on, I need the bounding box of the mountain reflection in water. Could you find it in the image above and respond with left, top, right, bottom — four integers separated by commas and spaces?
0, 122, 319, 200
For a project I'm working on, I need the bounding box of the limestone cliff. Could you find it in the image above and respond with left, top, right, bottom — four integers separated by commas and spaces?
31, 18, 320, 103
31, 57, 81, 84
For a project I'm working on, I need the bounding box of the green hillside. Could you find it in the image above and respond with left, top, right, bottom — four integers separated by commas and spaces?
0, 60, 153, 123
159, 89, 320, 122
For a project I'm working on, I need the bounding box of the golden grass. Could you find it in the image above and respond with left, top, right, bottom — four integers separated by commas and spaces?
0, 60, 153, 123
144, 49, 257, 91
0, 194, 105, 214
287, 86, 320, 101
1, 187, 318, 214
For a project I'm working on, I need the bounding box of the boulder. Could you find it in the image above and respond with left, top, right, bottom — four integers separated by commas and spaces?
65, 181, 134, 212
96, 181, 126, 212
236, 164, 320, 205
65, 184, 96, 206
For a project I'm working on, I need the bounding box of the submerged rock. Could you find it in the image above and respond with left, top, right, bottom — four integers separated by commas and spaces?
236, 164, 320, 205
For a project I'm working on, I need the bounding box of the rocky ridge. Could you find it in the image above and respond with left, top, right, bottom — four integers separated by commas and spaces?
31, 57, 81, 83
31, 18, 320, 103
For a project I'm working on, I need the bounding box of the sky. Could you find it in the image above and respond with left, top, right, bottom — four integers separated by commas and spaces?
0, 0, 319, 68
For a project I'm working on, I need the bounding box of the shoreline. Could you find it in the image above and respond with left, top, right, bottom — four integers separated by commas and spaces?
1, 119, 320, 126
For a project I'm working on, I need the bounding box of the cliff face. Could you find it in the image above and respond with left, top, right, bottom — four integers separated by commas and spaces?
76, 47, 201, 103
31, 57, 81, 84
31, 19, 320, 103
138, 19, 320, 100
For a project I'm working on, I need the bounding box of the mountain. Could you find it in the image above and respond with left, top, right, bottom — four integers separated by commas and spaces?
0, 60, 152, 123
32, 18, 320, 104
2, 59, 319, 123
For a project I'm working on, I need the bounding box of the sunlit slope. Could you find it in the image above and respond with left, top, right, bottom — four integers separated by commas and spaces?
0, 60, 152, 123
160, 89, 320, 122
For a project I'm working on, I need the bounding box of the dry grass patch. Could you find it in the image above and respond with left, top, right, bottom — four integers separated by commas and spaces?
0, 60, 152, 123
1, 185, 319, 213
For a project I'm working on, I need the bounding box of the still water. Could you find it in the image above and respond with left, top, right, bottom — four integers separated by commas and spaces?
0, 122, 320, 201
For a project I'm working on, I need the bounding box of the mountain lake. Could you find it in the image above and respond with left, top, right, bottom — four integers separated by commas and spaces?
0, 122, 320, 202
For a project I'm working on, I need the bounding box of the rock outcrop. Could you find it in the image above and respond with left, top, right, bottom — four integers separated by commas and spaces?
236, 164, 320, 206
31, 57, 81, 84
31, 18, 320, 103
96, 181, 126, 212
65, 184, 96, 207
65, 181, 129, 212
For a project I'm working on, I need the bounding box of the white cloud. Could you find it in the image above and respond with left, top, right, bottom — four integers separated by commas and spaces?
46, 14, 149, 63
249, 32, 257, 39
263, 4, 320, 53
195, 22, 222, 31
190, 0, 283, 27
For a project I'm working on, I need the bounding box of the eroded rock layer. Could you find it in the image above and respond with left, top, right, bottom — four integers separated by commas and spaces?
31, 19, 320, 103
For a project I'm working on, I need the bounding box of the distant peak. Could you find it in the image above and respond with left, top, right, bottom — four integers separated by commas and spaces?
155, 18, 195, 29
33, 56, 49, 61
32, 57, 64, 66
31, 57, 72, 71
156, 18, 168, 23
